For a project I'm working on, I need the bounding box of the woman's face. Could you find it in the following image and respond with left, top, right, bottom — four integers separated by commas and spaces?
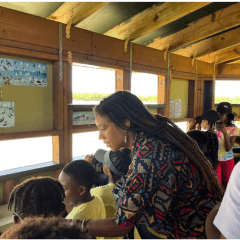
95, 113, 125, 151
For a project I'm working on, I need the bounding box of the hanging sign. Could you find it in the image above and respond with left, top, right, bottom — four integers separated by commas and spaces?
0, 102, 15, 128
73, 112, 95, 126
0, 58, 47, 87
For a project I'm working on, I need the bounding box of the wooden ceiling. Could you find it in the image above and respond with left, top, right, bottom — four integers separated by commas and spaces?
1, 2, 240, 68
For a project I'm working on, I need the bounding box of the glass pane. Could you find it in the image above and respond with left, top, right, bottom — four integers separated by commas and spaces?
215, 80, 240, 104
72, 64, 115, 105
0, 137, 52, 172
131, 72, 158, 104
72, 131, 110, 158
175, 122, 187, 133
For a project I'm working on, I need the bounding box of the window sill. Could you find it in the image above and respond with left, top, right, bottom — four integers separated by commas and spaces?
0, 162, 64, 182
69, 103, 167, 110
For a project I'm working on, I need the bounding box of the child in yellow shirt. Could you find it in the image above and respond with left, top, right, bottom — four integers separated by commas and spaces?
58, 160, 106, 221
90, 148, 132, 219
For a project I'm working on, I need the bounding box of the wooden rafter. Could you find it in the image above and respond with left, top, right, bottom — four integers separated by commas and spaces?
148, 3, 240, 52
173, 26, 240, 59
47, 2, 108, 26
198, 45, 240, 64
105, 2, 210, 40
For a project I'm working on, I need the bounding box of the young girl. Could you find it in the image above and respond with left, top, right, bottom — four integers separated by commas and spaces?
216, 102, 239, 188
200, 109, 219, 170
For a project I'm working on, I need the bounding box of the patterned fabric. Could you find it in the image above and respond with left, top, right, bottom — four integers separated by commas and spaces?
217, 126, 239, 161
113, 132, 219, 239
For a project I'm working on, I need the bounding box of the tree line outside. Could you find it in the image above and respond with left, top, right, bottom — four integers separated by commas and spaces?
73, 93, 157, 103
73, 93, 240, 104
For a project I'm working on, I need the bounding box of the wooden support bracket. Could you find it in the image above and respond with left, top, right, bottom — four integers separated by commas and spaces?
214, 56, 218, 72
68, 51, 72, 66
164, 42, 169, 61
66, 8, 73, 39
124, 29, 132, 52
192, 50, 198, 66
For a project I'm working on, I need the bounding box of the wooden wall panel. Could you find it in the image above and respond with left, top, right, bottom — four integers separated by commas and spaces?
91, 33, 129, 62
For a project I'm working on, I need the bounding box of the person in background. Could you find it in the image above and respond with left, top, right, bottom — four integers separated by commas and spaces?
8, 177, 67, 223
187, 130, 208, 153
206, 162, 240, 239
188, 115, 202, 131
0, 217, 93, 239
216, 102, 239, 187
201, 109, 219, 171
58, 160, 106, 222
88, 148, 132, 219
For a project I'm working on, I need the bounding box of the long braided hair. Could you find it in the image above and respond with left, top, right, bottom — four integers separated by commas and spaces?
8, 177, 66, 219
205, 131, 219, 170
94, 91, 224, 199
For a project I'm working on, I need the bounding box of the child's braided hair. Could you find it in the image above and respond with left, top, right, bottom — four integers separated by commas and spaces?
8, 177, 66, 219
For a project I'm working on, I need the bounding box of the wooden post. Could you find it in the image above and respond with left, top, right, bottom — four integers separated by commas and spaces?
158, 75, 166, 116
3, 179, 18, 204
52, 61, 64, 165
123, 70, 131, 91
165, 73, 171, 118
212, 75, 216, 109
115, 69, 124, 91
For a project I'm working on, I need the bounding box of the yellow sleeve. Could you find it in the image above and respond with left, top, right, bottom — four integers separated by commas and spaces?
66, 206, 90, 220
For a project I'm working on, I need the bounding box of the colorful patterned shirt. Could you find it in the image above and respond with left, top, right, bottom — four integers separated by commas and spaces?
217, 126, 239, 161
113, 132, 218, 239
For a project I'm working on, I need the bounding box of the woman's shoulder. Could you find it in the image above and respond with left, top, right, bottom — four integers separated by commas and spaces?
134, 132, 186, 166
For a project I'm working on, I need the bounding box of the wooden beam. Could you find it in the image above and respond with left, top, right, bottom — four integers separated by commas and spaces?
198, 45, 240, 64
0, 130, 63, 141
47, 2, 108, 26
174, 26, 240, 58
105, 2, 210, 40
218, 63, 240, 75
148, 3, 240, 51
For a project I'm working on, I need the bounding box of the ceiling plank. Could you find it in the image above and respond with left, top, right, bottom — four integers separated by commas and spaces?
173, 26, 240, 58
148, 3, 240, 51
198, 45, 240, 64
47, 2, 108, 26
104, 2, 211, 40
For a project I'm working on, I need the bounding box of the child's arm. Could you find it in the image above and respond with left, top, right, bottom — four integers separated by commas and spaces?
205, 202, 221, 239
188, 118, 197, 131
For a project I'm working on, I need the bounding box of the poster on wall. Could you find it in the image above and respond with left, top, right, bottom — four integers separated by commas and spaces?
170, 99, 174, 118
175, 99, 182, 118
0, 102, 15, 128
73, 112, 95, 125
0, 57, 47, 87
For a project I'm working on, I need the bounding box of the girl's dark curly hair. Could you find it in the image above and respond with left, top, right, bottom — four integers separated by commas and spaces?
0, 217, 92, 239
8, 177, 66, 219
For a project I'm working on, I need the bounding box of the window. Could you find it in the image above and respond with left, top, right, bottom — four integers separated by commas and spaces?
0, 136, 52, 172
175, 122, 188, 133
72, 131, 110, 158
72, 64, 116, 105
215, 80, 240, 104
131, 72, 158, 104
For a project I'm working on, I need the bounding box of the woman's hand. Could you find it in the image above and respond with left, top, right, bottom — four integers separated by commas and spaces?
85, 155, 95, 165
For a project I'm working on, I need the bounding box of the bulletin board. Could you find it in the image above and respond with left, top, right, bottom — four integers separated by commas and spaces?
170, 79, 189, 119
0, 55, 53, 133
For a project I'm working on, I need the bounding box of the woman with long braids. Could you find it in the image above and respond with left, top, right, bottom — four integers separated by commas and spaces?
69, 91, 224, 239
